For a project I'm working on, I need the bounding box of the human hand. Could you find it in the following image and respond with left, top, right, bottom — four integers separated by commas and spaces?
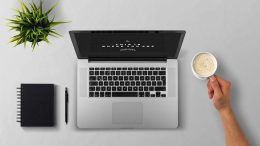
207, 75, 232, 112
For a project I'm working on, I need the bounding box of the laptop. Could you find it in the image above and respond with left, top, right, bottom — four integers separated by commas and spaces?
69, 30, 186, 129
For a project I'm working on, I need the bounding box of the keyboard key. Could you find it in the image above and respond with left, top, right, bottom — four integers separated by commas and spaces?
134, 67, 138, 70
123, 67, 127, 70
112, 92, 138, 97
121, 71, 126, 75
145, 67, 149, 70
156, 76, 160, 80
145, 92, 150, 97
159, 71, 166, 75
151, 76, 155, 80
89, 92, 94, 97
120, 81, 124, 86
140, 76, 144, 80
150, 67, 155, 70
116, 71, 120, 75
89, 81, 98, 86
101, 87, 106, 91
119, 76, 123, 80
89, 87, 95, 91
95, 71, 99, 75
141, 81, 146, 86
144, 87, 148, 91
100, 71, 104, 75
105, 71, 110, 75
161, 67, 166, 70
128, 87, 132, 91
155, 87, 166, 91
156, 67, 160, 70
95, 92, 99, 97
107, 87, 111, 91
95, 67, 99, 70
109, 81, 114, 86
135, 76, 139, 80
127, 71, 131, 75
89, 67, 94, 70
124, 76, 128, 80
153, 71, 158, 75
128, 67, 133, 70
89, 76, 96, 80
113, 76, 118, 80
136, 81, 140, 86
139, 87, 143, 91
129, 76, 134, 80
101, 67, 105, 70
112, 87, 116, 91
100, 92, 104, 97
139, 92, 144, 97
147, 81, 151, 86
152, 81, 156, 86
99, 81, 103, 86
157, 81, 162, 86
149, 87, 154, 91
148, 71, 152, 75
97, 76, 102, 81
123, 87, 127, 91
131, 81, 135, 86
139, 67, 144, 70
133, 87, 138, 91
105, 92, 111, 97
115, 81, 119, 86
161, 94, 166, 97
125, 81, 130, 86
156, 92, 161, 97
112, 67, 116, 70
108, 76, 112, 80
117, 87, 122, 91
143, 71, 147, 75
111, 71, 115, 75
132, 71, 136, 75
96, 87, 100, 91
117, 67, 122, 70
89, 71, 94, 75
137, 71, 142, 75
151, 94, 155, 97
106, 67, 110, 70
145, 76, 150, 80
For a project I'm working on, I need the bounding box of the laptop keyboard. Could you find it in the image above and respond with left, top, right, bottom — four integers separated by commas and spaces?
88, 67, 166, 97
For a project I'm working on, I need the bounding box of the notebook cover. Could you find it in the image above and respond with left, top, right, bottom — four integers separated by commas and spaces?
19, 84, 55, 127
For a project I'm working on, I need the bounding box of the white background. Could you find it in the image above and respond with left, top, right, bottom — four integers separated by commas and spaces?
1, 0, 260, 145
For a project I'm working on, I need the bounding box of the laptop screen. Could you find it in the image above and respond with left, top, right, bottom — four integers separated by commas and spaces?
69, 31, 185, 59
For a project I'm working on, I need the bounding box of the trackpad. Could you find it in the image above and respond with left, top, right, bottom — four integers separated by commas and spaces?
112, 102, 143, 124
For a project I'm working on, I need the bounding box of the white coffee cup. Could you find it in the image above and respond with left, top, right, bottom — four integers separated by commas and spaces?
191, 52, 218, 80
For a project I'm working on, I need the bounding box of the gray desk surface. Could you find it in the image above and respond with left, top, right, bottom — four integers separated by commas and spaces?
1, 0, 260, 145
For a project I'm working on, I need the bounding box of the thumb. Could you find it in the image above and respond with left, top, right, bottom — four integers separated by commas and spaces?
209, 76, 223, 97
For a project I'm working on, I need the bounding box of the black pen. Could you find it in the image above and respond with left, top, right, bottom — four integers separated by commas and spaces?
65, 87, 69, 124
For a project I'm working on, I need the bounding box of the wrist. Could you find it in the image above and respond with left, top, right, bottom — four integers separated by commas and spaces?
218, 106, 233, 117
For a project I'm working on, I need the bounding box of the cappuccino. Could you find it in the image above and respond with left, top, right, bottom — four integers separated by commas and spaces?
193, 53, 216, 77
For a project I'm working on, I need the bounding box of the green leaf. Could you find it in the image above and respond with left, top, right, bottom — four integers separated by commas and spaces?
49, 21, 67, 27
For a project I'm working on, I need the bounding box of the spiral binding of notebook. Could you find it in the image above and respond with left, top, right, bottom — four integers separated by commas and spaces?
16, 87, 21, 123
16, 84, 55, 127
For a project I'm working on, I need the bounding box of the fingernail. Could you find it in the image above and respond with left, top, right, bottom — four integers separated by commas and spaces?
210, 76, 216, 82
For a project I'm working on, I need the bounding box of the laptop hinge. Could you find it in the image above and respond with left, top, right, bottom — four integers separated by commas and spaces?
88, 57, 167, 62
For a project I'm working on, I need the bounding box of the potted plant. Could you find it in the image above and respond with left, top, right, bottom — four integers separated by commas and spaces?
8, 0, 67, 50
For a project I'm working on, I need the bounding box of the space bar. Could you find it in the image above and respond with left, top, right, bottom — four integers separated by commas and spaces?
112, 92, 138, 97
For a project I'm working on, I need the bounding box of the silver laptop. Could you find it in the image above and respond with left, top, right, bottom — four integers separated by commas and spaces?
69, 30, 186, 129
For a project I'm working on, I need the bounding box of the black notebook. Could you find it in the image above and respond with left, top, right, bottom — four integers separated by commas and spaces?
17, 84, 55, 127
